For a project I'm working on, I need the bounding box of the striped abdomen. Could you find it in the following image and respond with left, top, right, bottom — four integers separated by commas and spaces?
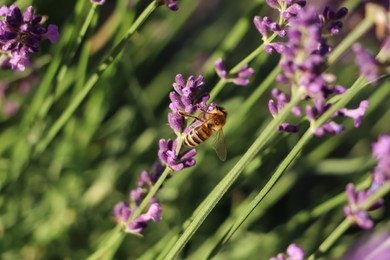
184, 124, 213, 147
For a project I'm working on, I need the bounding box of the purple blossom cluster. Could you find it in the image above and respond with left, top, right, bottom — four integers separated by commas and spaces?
264, 6, 370, 136
113, 163, 164, 235
114, 74, 214, 234
0, 5, 59, 71
254, 0, 307, 41
270, 243, 306, 260
158, 138, 196, 171
168, 74, 209, 134
344, 134, 390, 229
214, 58, 255, 87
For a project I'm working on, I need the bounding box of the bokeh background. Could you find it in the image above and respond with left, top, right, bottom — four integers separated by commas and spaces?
1, 0, 389, 259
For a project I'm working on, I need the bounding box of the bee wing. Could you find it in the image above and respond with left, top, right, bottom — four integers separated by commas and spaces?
212, 129, 227, 161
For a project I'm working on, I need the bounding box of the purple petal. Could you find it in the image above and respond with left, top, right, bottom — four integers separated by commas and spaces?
42, 24, 59, 43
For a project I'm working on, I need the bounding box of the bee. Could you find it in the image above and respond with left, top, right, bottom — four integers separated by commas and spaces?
179, 105, 227, 161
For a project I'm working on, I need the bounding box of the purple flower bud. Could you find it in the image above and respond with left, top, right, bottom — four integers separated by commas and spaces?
314, 121, 343, 136
254, 16, 268, 39
283, 3, 304, 19
90, 0, 106, 5
278, 123, 299, 133
344, 183, 376, 230
168, 112, 184, 133
352, 44, 379, 82
291, 105, 302, 116
265, 42, 286, 54
338, 100, 369, 127
166, 0, 178, 11
268, 99, 278, 117
270, 243, 306, 260
42, 24, 60, 43
265, 0, 280, 10
286, 244, 306, 260
232, 78, 250, 86
214, 58, 227, 79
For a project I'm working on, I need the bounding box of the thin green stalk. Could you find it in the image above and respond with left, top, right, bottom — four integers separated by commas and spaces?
129, 166, 172, 223
88, 165, 176, 259
87, 226, 125, 260
71, 5, 97, 61
218, 130, 312, 248
33, 2, 157, 156
163, 88, 306, 260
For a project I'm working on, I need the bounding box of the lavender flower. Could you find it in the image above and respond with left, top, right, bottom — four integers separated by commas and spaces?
168, 74, 209, 133
320, 6, 348, 35
157, 0, 178, 11
113, 199, 162, 236
352, 43, 379, 82
270, 243, 306, 260
344, 134, 390, 229
254, 0, 306, 41
265, 6, 368, 136
113, 163, 164, 235
158, 138, 196, 171
0, 5, 59, 71
214, 58, 254, 87
344, 184, 375, 230
90, 0, 106, 5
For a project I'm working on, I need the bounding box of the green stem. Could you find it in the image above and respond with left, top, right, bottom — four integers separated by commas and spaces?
308, 219, 351, 260
209, 79, 227, 101
220, 129, 313, 247
163, 88, 306, 260
72, 5, 97, 60
129, 166, 172, 223
87, 226, 125, 260
33, 2, 157, 156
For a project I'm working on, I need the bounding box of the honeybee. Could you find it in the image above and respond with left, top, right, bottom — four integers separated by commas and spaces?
179, 105, 227, 161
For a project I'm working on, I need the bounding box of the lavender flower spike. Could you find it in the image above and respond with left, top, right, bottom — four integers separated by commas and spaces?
168, 74, 209, 133
0, 5, 59, 71
113, 199, 162, 236
113, 163, 165, 235
344, 183, 375, 229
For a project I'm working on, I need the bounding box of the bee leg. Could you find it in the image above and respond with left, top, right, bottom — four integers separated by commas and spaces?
178, 111, 204, 122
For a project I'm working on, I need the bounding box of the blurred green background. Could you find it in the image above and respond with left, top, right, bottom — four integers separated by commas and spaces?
0, 0, 389, 259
